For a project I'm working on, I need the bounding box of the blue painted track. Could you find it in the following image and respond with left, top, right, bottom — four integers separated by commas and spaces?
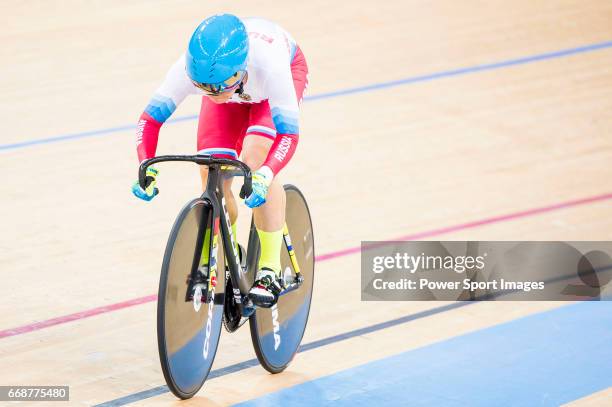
235, 301, 612, 406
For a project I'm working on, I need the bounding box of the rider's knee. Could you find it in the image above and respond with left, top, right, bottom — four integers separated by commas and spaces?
242, 137, 271, 171
242, 153, 264, 172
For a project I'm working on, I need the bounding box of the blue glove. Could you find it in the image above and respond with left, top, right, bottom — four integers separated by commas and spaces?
245, 167, 273, 208
132, 167, 159, 201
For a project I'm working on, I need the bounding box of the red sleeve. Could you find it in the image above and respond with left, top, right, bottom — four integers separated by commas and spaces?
262, 133, 299, 175
136, 112, 163, 163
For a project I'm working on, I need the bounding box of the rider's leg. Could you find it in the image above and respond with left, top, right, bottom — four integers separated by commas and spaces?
241, 135, 286, 276
196, 99, 249, 267
198, 168, 238, 266
199, 166, 237, 222
196, 165, 242, 271
243, 46, 308, 279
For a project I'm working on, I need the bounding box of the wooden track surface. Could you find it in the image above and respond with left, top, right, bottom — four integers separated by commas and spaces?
1, 0, 611, 405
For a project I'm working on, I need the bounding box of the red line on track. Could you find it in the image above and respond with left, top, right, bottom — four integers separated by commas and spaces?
0, 295, 157, 339
316, 192, 612, 261
1, 192, 611, 339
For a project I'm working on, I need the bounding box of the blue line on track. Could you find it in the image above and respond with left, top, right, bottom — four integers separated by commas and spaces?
235, 301, 612, 407
2, 40, 611, 152
93, 303, 470, 406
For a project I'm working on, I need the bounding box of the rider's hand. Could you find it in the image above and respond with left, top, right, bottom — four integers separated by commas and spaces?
132, 167, 159, 201
245, 167, 273, 208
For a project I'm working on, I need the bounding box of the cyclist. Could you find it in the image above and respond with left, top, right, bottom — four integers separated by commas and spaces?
132, 14, 308, 307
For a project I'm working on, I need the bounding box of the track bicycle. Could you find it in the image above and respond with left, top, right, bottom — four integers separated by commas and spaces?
137, 154, 315, 399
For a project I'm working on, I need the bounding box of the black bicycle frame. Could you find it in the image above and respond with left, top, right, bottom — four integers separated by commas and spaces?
139, 155, 255, 316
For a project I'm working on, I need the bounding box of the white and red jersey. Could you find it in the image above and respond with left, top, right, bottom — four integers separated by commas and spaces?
136, 17, 304, 175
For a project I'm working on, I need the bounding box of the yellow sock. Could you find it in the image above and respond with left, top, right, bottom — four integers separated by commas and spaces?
231, 221, 239, 254
257, 227, 283, 276
201, 221, 239, 267
200, 226, 212, 266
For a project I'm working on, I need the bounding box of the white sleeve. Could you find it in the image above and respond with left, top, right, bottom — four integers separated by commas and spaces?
265, 66, 299, 135
143, 54, 197, 123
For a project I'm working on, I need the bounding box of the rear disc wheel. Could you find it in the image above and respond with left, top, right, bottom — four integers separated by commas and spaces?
249, 184, 315, 373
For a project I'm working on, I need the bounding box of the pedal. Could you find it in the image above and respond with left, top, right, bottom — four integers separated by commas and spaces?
241, 297, 256, 317
187, 266, 209, 286
248, 291, 279, 309
254, 298, 277, 309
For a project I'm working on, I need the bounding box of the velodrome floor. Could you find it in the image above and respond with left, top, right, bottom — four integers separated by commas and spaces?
1, 1, 611, 405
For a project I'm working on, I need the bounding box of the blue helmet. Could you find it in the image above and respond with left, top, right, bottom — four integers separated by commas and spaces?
186, 14, 249, 85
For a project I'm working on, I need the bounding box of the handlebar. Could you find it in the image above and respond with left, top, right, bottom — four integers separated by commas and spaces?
139, 154, 253, 198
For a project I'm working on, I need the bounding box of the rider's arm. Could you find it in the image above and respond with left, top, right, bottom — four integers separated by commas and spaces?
136, 54, 195, 162
260, 68, 301, 176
